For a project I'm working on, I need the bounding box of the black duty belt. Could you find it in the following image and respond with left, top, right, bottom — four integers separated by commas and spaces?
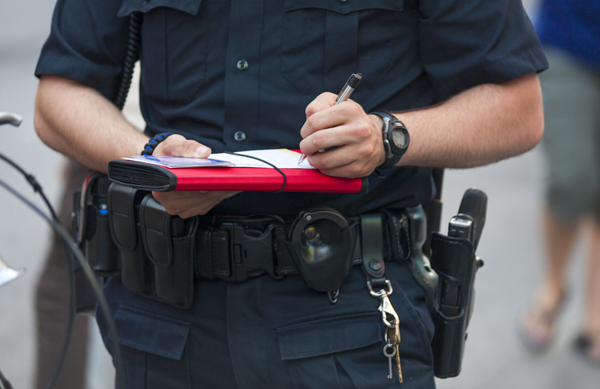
195, 215, 394, 282
102, 183, 411, 308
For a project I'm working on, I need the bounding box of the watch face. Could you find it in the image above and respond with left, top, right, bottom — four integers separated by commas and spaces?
391, 127, 408, 149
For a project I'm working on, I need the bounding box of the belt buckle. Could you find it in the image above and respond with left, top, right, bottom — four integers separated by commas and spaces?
220, 222, 280, 282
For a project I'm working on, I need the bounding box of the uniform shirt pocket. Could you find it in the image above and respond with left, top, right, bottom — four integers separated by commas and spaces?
118, 0, 206, 102
110, 305, 191, 389
281, 0, 404, 94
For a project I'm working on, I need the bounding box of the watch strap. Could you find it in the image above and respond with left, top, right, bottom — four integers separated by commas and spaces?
370, 112, 405, 169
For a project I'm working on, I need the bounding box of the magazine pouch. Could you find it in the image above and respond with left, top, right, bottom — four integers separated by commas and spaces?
139, 194, 197, 309
108, 183, 153, 294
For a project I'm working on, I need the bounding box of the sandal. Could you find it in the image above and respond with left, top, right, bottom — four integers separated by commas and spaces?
518, 292, 566, 353
573, 332, 600, 366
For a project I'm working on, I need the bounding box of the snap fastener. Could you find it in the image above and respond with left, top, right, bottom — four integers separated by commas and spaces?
369, 258, 383, 272
236, 59, 249, 71
234, 131, 246, 142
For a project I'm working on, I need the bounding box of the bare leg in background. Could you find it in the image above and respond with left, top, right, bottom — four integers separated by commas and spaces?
520, 206, 576, 348
34, 160, 90, 389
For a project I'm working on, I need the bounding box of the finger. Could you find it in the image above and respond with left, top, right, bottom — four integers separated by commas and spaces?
300, 100, 366, 140
304, 92, 337, 120
300, 118, 377, 157
153, 134, 211, 158
318, 160, 375, 179
308, 140, 382, 173
306, 145, 353, 170
177, 191, 240, 219
153, 190, 239, 218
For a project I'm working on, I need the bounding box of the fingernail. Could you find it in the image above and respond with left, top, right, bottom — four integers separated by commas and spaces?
195, 146, 209, 157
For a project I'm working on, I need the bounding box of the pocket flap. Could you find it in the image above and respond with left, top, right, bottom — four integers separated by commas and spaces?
140, 194, 173, 267
111, 305, 190, 360
276, 313, 382, 360
284, 0, 403, 14
118, 0, 202, 17
108, 183, 140, 251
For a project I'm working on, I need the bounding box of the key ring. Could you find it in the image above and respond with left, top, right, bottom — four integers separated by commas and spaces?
383, 343, 397, 358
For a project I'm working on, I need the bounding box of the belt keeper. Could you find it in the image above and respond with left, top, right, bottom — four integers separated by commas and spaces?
360, 214, 386, 279
195, 227, 231, 279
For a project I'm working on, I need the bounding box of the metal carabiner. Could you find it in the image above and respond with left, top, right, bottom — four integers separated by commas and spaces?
379, 293, 400, 329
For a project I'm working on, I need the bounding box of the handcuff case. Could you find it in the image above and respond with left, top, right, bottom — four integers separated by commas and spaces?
286, 208, 357, 292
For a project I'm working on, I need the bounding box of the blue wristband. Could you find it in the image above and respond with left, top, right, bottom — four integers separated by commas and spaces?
141, 132, 172, 156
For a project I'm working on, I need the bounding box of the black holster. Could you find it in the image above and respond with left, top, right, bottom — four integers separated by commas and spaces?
429, 233, 480, 378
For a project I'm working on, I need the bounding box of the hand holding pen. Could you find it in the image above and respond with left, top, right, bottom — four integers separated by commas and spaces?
298, 73, 362, 165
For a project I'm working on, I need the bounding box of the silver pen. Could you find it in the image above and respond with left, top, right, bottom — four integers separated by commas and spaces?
298, 73, 363, 165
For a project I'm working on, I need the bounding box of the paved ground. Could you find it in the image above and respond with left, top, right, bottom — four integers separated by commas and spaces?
1, 1, 600, 389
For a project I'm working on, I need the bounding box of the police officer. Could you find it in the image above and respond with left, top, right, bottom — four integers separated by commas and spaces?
34, 0, 547, 388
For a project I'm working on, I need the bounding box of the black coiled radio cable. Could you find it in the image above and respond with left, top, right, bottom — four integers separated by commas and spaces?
114, 12, 143, 110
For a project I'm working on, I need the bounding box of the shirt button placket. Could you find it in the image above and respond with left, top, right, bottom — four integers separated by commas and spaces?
223, 0, 263, 150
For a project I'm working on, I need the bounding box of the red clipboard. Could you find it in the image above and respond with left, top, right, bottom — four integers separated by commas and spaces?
108, 160, 368, 193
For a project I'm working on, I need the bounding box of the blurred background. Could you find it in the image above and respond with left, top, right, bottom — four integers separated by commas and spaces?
1, 0, 599, 388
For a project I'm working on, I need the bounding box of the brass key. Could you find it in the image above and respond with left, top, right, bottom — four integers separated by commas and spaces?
388, 325, 403, 383
395, 343, 403, 383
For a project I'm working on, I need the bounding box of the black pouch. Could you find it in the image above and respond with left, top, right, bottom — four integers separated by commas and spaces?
429, 232, 478, 378
286, 208, 357, 292
139, 194, 198, 309
72, 172, 120, 314
81, 174, 120, 276
108, 183, 153, 295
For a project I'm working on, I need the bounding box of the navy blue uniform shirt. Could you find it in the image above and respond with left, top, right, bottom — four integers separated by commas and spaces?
36, 0, 547, 217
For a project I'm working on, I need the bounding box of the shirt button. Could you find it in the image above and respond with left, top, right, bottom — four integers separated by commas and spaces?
234, 131, 246, 142
236, 59, 249, 71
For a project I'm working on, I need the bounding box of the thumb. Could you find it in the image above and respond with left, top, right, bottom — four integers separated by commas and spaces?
154, 134, 212, 158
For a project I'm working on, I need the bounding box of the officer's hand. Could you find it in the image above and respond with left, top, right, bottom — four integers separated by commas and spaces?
299, 92, 387, 178
151, 135, 239, 218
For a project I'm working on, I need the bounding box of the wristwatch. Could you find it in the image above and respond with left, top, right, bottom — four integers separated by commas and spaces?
370, 111, 410, 169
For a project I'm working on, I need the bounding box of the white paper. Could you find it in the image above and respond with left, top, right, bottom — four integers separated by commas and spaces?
125, 149, 315, 169
124, 155, 234, 168
211, 149, 315, 169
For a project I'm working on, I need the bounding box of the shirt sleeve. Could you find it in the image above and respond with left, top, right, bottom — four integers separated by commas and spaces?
418, 0, 549, 101
35, 0, 129, 101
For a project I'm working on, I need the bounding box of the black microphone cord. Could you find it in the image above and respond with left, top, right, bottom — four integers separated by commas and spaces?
0, 155, 58, 220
